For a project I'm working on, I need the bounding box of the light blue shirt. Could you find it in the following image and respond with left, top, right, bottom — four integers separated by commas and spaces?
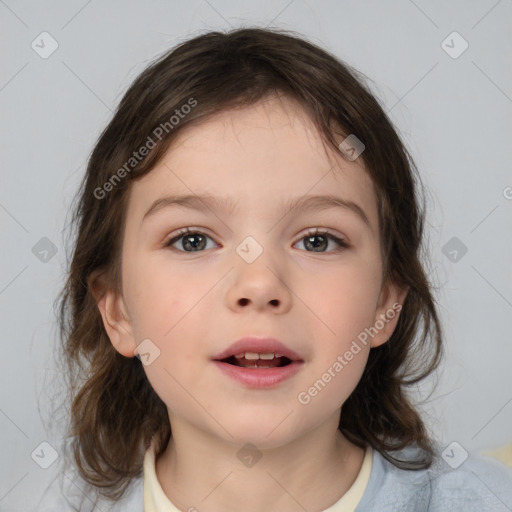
355, 444, 512, 511
36, 443, 512, 511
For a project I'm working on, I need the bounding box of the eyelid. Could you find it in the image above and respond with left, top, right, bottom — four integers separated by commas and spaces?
298, 227, 348, 242
163, 227, 218, 247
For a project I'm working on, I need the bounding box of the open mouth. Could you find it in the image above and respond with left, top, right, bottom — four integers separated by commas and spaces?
212, 344, 304, 387
220, 354, 294, 369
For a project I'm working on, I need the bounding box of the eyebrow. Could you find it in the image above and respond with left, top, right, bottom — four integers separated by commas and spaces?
142, 193, 371, 229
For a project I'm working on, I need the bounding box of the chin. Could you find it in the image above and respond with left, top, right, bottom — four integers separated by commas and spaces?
214, 413, 301, 449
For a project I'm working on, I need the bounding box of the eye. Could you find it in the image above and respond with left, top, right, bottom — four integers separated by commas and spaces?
294, 228, 349, 253
164, 227, 349, 253
165, 228, 217, 252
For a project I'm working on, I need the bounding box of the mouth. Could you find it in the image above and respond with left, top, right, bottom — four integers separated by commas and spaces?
211, 337, 304, 388
218, 353, 294, 369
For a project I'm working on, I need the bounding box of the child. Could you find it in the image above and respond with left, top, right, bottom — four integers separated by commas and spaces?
38, 27, 512, 511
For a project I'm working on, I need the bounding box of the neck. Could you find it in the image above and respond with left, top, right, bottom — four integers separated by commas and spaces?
155, 412, 366, 512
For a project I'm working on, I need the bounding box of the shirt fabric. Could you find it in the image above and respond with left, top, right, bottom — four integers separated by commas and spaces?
143, 436, 373, 512
36, 439, 512, 511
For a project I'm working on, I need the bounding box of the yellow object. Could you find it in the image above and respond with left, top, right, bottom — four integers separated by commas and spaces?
481, 442, 512, 468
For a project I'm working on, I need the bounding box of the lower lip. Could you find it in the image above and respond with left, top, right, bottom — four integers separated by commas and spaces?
212, 360, 303, 388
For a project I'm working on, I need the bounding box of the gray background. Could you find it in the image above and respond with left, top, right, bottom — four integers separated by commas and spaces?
1, 0, 511, 510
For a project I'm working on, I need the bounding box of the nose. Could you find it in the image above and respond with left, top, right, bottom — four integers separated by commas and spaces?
225, 253, 292, 314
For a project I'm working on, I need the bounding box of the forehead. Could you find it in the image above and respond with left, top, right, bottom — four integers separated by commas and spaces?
125, 95, 379, 231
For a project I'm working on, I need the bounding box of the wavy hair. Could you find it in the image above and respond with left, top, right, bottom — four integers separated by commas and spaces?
53, 26, 444, 502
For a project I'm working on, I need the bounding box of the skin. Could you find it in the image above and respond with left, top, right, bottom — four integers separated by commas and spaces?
91, 94, 408, 512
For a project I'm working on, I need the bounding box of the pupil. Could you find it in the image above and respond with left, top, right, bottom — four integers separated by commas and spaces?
183, 234, 205, 251
306, 235, 327, 252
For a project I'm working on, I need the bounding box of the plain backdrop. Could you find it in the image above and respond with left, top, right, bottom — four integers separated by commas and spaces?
1, 0, 511, 509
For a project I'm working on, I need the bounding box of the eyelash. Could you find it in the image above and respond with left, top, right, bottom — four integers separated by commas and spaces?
164, 227, 350, 253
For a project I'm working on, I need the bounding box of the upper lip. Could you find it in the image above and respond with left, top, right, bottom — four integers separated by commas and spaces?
212, 336, 303, 361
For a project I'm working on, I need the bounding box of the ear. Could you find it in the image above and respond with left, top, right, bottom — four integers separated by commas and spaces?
88, 268, 138, 358
370, 279, 409, 349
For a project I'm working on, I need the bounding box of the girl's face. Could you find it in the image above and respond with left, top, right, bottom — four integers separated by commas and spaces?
97, 95, 406, 448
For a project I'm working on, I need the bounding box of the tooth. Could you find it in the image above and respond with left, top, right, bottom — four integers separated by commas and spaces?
234, 353, 245, 359
244, 352, 259, 360
259, 353, 275, 360
274, 353, 282, 358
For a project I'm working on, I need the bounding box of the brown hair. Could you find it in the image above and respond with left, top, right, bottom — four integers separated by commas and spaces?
54, 26, 443, 502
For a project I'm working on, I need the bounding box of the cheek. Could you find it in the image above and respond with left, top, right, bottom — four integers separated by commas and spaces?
316, 263, 381, 332
124, 258, 210, 377
123, 254, 199, 338
305, 261, 380, 388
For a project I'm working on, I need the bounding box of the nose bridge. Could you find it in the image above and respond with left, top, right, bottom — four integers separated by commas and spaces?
235, 232, 280, 285
229, 201, 281, 264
